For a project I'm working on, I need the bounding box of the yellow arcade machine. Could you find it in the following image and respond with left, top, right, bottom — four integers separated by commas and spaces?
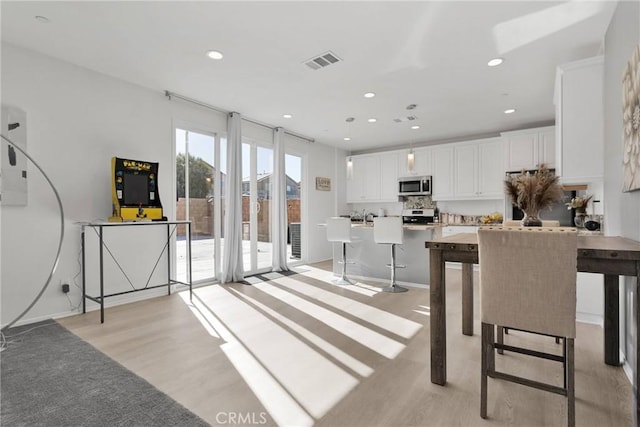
109, 157, 165, 221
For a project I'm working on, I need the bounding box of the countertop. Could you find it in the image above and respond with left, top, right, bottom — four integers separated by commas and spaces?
350, 223, 438, 231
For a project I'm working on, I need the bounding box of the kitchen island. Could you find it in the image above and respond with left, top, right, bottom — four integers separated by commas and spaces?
332, 223, 439, 286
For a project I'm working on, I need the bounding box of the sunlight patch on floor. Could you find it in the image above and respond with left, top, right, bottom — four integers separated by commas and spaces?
220, 341, 314, 427
292, 265, 380, 297
229, 288, 374, 378
413, 310, 430, 316
178, 292, 220, 339
180, 291, 313, 425
253, 281, 405, 359
271, 275, 422, 339
195, 285, 359, 419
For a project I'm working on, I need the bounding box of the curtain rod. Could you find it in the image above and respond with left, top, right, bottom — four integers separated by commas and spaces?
165, 90, 315, 143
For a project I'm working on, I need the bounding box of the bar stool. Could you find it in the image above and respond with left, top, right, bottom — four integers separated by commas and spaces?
326, 217, 353, 285
373, 217, 408, 293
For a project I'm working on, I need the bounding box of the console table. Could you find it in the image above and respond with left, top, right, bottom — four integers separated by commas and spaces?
81, 220, 192, 323
425, 233, 640, 424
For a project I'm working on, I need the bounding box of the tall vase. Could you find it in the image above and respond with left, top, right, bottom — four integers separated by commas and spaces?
574, 207, 587, 228
521, 211, 543, 227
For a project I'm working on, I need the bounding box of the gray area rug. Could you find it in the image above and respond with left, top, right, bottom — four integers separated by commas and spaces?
1, 319, 209, 426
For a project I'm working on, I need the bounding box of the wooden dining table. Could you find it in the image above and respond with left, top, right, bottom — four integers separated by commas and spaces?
425, 232, 640, 423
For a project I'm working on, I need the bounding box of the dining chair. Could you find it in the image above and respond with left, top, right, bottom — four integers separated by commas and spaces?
478, 226, 578, 426
326, 217, 354, 285
499, 219, 561, 346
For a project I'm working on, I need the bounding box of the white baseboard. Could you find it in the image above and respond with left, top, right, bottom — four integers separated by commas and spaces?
576, 312, 604, 326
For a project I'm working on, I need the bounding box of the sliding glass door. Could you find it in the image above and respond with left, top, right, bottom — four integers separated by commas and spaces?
242, 141, 273, 274
175, 127, 226, 283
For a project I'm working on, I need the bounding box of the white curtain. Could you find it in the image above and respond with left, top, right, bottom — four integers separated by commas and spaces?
221, 112, 244, 283
272, 127, 289, 271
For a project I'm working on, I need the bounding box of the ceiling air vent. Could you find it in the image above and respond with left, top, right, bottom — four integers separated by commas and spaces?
393, 115, 418, 123
304, 51, 342, 70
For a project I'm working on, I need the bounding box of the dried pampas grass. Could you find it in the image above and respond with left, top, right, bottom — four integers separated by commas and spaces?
505, 164, 564, 214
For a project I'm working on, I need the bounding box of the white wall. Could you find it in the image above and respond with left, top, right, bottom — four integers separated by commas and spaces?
603, 1, 640, 374
0, 43, 341, 326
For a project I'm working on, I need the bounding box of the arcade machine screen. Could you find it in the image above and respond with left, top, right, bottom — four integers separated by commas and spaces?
123, 172, 150, 206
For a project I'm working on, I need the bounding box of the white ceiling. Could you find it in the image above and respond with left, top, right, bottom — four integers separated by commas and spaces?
0, 1, 617, 152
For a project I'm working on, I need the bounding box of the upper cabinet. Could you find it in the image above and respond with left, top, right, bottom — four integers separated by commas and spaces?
453, 138, 504, 200
502, 126, 556, 172
397, 147, 433, 177
347, 152, 398, 203
379, 153, 399, 201
431, 145, 454, 200
554, 56, 604, 183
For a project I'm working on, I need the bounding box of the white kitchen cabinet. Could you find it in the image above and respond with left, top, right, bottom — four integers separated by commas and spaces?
347, 152, 398, 203
554, 56, 604, 183
453, 138, 504, 199
502, 126, 555, 171
347, 155, 377, 202
398, 147, 432, 177
454, 144, 478, 198
379, 152, 399, 201
431, 145, 454, 200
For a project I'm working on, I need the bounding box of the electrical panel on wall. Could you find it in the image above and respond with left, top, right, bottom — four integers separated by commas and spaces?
1, 105, 28, 206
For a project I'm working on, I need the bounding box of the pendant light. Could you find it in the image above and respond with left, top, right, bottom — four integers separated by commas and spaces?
407, 147, 415, 172
345, 117, 354, 179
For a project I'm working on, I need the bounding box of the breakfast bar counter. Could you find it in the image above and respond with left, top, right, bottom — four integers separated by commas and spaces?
332, 223, 438, 285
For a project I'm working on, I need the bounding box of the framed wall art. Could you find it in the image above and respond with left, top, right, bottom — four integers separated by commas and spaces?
315, 176, 331, 191
622, 43, 640, 192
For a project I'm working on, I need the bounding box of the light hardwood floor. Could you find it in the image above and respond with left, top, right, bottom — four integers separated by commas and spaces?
59, 263, 632, 426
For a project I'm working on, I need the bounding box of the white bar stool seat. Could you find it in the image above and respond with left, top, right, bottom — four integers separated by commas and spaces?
373, 217, 408, 293
326, 217, 353, 285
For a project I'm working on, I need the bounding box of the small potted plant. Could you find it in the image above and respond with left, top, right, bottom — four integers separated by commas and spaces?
504, 164, 564, 226
566, 195, 592, 227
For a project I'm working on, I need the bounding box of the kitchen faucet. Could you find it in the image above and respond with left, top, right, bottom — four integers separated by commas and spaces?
362, 209, 367, 225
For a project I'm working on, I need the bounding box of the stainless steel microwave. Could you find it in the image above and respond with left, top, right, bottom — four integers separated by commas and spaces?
398, 175, 432, 196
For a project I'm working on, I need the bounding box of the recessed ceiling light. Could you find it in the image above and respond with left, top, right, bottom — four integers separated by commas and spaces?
368, 118, 377, 123
504, 108, 516, 114
343, 137, 351, 141
283, 114, 292, 119
35, 15, 50, 23
488, 57, 503, 67
363, 92, 375, 98
411, 125, 420, 130
206, 50, 224, 60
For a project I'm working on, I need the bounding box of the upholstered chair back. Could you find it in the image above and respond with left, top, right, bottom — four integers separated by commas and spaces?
373, 217, 404, 245
478, 227, 578, 338
326, 217, 352, 243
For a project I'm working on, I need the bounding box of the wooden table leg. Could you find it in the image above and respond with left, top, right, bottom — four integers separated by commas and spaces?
462, 263, 473, 336
604, 274, 621, 366
430, 248, 446, 385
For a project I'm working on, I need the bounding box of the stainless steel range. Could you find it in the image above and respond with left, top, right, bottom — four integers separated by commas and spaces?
402, 208, 435, 224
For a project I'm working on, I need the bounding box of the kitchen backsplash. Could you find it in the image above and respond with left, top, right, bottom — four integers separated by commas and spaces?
403, 195, 436, 209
